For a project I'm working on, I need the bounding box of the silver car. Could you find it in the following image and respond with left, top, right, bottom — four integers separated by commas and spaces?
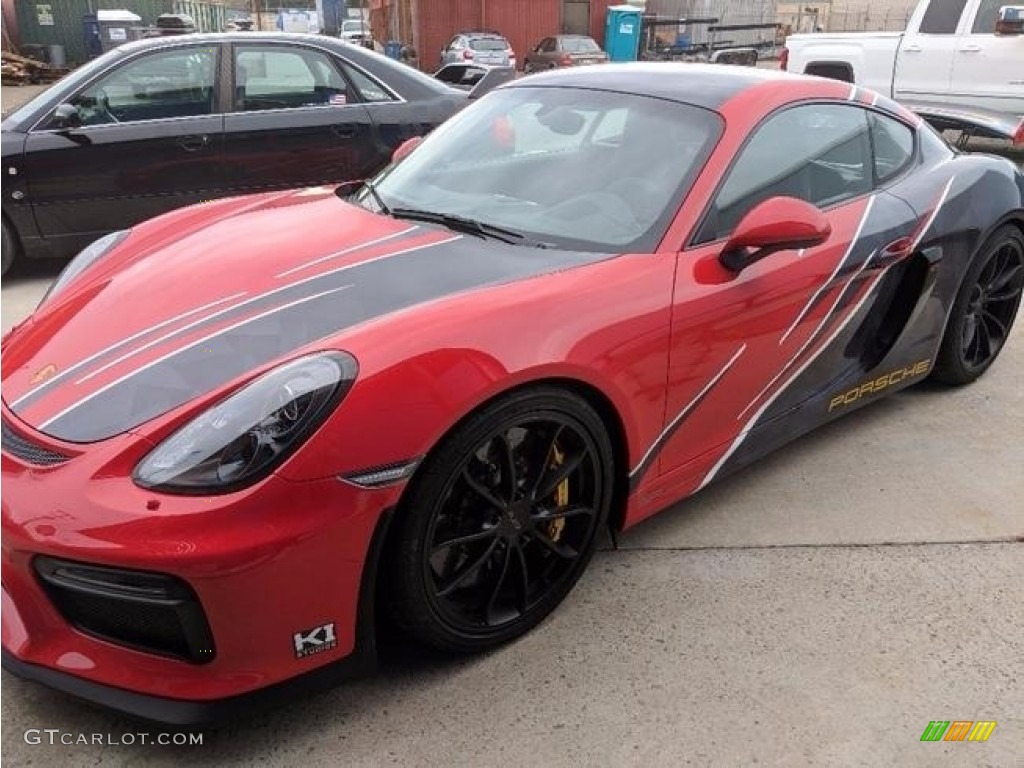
440, 32, 514, 69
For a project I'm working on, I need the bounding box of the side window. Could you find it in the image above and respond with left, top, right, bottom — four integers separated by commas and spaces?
541, 38, 557, 53
971, 0, 1005, 32
67, 47, 217, 126
342, 63, 397, 103
870, 113, 915, 184
699, 104, 872, 243
235, 46, 348, 111
918, 0, 968, 33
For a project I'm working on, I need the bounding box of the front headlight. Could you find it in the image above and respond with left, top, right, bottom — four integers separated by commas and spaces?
134, 352, 358, 494
39, 230, 129, 307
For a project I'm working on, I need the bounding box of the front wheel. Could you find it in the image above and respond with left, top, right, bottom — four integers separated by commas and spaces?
931, 224, 1023, 384
386, 388, 614, 653
523, 61, 533, 74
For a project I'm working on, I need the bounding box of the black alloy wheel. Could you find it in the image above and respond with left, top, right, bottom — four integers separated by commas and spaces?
933, 225, 1024, 384
387, 388, 614, 653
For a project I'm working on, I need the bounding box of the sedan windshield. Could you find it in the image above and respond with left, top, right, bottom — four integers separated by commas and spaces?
562, 37, 601, 53
360, 87, 722, 252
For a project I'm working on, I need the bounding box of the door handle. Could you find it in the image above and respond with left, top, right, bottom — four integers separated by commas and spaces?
903, 44, 922, 53
958, 45, 982, 53
177, 134, 209, 152
331, 123, 358, 140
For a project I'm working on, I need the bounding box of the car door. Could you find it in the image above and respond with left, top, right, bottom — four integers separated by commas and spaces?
221, 42, 377, 193
949, 0, 1024, 113
894, 0, 969, 102
21, 43, 225, 256
531, 38, 556, 69
655, 103, 920, 485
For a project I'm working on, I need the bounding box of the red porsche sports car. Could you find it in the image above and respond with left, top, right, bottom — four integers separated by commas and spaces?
3, 65, 1023, 724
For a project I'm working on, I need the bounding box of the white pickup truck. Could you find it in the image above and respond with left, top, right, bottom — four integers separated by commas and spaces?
784, 0, 1024, 145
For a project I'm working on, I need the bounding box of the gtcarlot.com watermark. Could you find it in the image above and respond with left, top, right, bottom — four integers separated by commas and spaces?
24, 729, 203, 746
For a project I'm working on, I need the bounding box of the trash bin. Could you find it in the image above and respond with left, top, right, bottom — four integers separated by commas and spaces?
97, 9, 143, 52
47, 45, 66, 68
384, 41, 403, 60
605, 5, 643, 62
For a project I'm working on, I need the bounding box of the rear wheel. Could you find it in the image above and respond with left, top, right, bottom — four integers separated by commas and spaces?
387, 388, 614, 653
2, 219, 17, 277
932, 225, 1023, 384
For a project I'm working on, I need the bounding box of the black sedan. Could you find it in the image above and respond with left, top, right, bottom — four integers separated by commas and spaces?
1, 33, 493, 274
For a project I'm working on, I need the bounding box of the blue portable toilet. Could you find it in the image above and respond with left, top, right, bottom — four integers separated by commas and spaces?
605, 5, 643, 62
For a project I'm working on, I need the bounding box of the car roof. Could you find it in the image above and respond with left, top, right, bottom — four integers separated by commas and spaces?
510, 62, 809, 111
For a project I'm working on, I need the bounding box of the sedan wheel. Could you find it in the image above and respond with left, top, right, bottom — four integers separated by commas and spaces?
2, 220, 16, 277
933, 225, 1024, 384
387, 388, 614, 652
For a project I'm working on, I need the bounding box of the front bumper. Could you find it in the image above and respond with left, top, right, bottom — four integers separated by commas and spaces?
1, 421, 401, 723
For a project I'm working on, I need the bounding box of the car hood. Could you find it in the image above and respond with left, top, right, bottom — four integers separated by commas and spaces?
2, 187, 611, 443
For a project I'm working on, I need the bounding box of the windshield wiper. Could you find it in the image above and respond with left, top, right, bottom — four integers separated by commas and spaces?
390, 208, 544, 247
361, 179, 392, 216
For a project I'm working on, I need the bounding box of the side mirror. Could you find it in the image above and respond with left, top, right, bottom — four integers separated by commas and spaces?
720, 197, 831, 272
996, 5, 1024, 35
392, 136, 422, 164
50, 103, 82, 129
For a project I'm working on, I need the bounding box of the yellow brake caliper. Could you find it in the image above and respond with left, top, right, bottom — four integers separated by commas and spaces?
548, 444, 569, 542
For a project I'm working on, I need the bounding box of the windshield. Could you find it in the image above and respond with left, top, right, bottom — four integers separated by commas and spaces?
358, 86, 722, 252
470, 37, 509, 51
562, 37, 600, 53
343, 21, 368, 32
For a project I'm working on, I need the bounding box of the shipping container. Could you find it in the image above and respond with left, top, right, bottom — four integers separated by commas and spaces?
15, 0, 226, 65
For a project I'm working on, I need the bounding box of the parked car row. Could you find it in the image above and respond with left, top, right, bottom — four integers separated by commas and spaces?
440, 30, 608, 71
1, 32, 507, 275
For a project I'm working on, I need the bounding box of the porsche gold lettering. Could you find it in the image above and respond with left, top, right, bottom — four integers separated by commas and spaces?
828, 360, 930, 412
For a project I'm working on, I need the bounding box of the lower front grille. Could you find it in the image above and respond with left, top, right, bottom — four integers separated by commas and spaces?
1, 418, 70, 466
34, 557, 215, 664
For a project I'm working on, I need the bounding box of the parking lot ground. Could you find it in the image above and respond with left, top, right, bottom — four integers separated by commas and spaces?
2, 77, 1023, 766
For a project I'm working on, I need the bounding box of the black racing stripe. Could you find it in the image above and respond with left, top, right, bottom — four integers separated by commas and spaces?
11, 227, 425, 414
41, 239, 614, 443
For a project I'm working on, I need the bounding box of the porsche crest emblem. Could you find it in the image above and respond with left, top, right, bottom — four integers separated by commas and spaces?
30, 364, 57, 385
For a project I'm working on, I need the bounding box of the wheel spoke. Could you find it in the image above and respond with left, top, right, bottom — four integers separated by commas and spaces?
513, 543, 530, 614
432, 526, 499, 556
961, 313, 978, 354
495, 431, 519, 502
985, 262, 1021, 296
975, 314, 993, 361
532, 504, 596, 524
461, 468, 507, 512
485, 542, 513, 624
535, 449, 587, 501
529, 527, 580, 560
981, 309, 1008, 344
436, 538, 500, 597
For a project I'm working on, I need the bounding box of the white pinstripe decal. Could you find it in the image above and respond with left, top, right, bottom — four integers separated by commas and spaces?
629, 344, 747, 479
780, 195, 876, 345
9, 292, 247, 409
700, 266, 891, 491
41, 286, 354, 431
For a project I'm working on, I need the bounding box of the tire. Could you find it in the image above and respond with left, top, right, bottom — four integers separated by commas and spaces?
931, 224, 1024, 385
386, 387, 615, 653
2, 219, 17, 277
523, 61, 533, 74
